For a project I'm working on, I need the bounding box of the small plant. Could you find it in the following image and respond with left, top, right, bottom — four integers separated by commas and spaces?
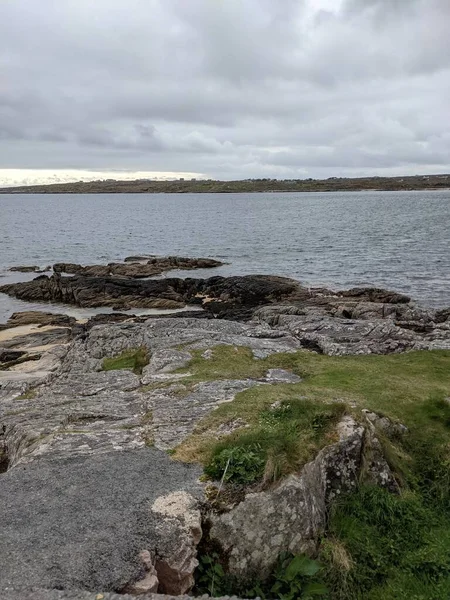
203, 400, 346, 485
195, 552, 226, 596
16, 388, 37, 400
102, 347, 149, 375
265, 554, 329, 600
204, 444, 266, 484
195, 552, 328, 599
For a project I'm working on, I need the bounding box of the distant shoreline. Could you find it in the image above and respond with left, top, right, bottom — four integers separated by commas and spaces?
1, 174, 449, 194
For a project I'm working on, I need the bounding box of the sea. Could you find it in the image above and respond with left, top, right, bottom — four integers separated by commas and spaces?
1, 190, 449, 323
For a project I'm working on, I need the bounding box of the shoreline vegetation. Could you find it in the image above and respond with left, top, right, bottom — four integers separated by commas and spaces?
0, 257, 449, 598
1, 173, 449, 194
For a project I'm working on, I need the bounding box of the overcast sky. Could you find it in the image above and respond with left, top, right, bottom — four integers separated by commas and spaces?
1, 0, 449, 185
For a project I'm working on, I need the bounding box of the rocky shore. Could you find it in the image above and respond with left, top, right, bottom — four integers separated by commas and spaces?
0, 258, 449, 599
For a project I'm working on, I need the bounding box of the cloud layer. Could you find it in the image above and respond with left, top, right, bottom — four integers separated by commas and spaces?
1, 0, 449, 183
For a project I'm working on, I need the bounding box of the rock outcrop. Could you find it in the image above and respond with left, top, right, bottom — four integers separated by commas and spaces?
8, 265, 51, 273
0, 279, 447, 599
52, 256, 223, 278
208, 415, 398, 580
0, 317, 304, 596
0, 273, 300, 311
1, 274, 449, 355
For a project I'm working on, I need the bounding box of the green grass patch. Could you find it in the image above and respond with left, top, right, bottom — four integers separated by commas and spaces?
16, 388, 37, 400
178, 346, 450, 598
102, 347, 149, 375
321, 486, 450, 599
203, 400, 346, 484
174, 347, 450, 463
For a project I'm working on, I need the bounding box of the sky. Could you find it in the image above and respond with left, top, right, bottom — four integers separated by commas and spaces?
1, 0, 449, 186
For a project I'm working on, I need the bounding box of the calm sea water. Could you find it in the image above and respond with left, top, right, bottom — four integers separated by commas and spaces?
1, 190, 449, 322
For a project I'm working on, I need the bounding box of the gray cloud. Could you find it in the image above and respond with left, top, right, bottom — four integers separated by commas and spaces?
0, 0, 449, 181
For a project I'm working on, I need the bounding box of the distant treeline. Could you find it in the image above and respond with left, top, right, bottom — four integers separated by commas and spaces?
1, 174, 449, 194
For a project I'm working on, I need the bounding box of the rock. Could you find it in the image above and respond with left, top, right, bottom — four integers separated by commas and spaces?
0, 274, 301, 312
151, 491, 202, 595
0, 321, 72, 388
338, 287, 411, 304
209, 416, 397, 580
0, 311, 76, 330
214, 418, 249, 436
0, 349, 27, 364
2, 274, 448, 355
124, 255, 155, 262
151, 379, 262, 449
264, 368, 302, 383
141, 349, 193, 382
0, 309, 423, 599
253, 303, 445, 355
53, 256, 223, 278
122, 550, 159, 594
0, 589, 248, 600
0, 449, 203, 593
362, 409, 408, 436
8, 265, 50, 273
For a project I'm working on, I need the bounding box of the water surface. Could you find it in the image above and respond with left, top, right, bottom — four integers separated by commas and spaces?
1, 190, 449, 321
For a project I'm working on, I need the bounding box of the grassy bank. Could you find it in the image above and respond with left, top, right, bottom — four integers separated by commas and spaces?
100, 343, 450, 597
173, 346, 450, 599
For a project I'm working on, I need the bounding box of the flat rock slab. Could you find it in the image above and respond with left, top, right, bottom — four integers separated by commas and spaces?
0, 449, 203, 593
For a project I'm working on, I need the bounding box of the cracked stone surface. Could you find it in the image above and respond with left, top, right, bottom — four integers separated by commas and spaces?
0, 317, 308, 596
0, 449, 203, 593
0, 309, 436, 597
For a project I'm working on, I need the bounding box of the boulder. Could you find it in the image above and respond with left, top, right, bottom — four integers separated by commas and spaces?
209, 416, 398, 580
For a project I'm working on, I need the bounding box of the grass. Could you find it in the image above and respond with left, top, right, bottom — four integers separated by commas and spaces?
172, 346, 450, 467
174, 346, 450, 597
101, 347, 149, 375
321, 486, 450, 599
16, 388, 37, 400
203, 400, 346, 485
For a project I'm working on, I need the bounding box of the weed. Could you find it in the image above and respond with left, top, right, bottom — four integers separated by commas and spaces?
203, 399, 346, 485
321, 485, 450, 599
204, 444, 266, 484
16, 388, 37, 400
102, 347, 149, 375
195, 552, 329, 599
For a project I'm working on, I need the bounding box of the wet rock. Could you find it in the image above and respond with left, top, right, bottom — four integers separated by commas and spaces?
338, 287, 411, 304
0, 349, 27, 364
53, 256, 223, 278
0, 274, 301, 311
8, 265, 50, 273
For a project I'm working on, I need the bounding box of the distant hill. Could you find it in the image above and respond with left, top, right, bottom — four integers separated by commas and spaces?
1, 174, 449, 194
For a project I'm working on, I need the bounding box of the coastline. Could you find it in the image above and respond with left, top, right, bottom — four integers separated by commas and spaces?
1, 174, 449, 194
